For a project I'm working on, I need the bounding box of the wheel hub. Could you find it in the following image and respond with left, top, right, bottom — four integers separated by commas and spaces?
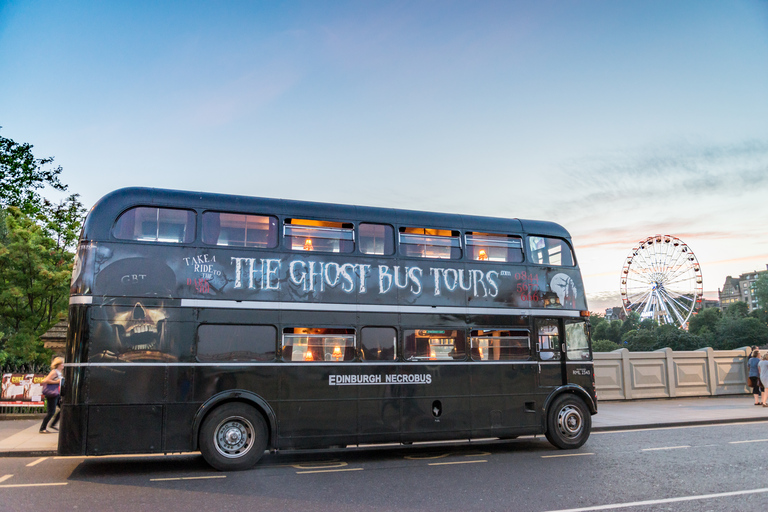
215, 417, 254, 458
557, 405, 583, 438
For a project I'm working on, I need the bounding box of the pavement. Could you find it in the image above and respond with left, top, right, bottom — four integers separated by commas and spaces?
1, 395, 767, 458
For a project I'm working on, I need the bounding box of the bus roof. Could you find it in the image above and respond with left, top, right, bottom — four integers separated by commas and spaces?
82, 187, 572, 241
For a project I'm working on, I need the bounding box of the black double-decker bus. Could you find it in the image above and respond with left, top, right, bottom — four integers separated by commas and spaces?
61, 187, 596, 470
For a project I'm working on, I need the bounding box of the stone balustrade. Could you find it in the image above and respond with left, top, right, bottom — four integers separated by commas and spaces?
594, 347, 751, 400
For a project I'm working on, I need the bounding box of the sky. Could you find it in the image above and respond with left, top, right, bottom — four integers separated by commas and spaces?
1, 0, 767, 313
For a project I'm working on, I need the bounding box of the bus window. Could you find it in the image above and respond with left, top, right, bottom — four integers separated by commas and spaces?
282, 328, 355, 362
284, 219, 354, 253
113, 206, 195, 243
404, 329, 466, 361
536, 319, 561, 360
528, 236, 574, 266
565, 320, 591, 360
399, 228, 461, 260
202, 212, 277, 248
465, 233, 524, 263
361, 327, 397, 361
359, 223, 394, 255
196, 325, 276, 362
470, 329, 531, 361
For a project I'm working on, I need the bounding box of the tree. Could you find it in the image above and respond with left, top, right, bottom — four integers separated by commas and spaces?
689, 308, 723, 336
724, 301, 749, 319
592, 339, 621, 352
715, 316, 768, 350
593, 319, 622, 343
755, 273, 768, 313
620, 311, 640, 336
0, 208, 73, 366
0, 129, 67, 216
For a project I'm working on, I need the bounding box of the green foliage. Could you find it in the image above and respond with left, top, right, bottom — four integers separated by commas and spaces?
724, 301, 749, 319
593, 319, 622, 343
714, 316, 768, 350
755, 273, 768, 312
689, 308, 722, 336
0, 208, 73, 366
0, 129, 67, 216
592, 339, 621, 352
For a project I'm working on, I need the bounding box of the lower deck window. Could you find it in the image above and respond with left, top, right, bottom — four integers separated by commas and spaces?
361, 327, 397, 361
470, 329, 531, 361
404, 329, 466, 361
196, 325, 276, 362
282, 328, 355, 362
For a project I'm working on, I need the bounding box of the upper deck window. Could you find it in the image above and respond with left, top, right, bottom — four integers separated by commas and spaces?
202, 212, 277, 248
399, 227, 461, 260
113, 206, 195, 243
359, 223, 394, 255
465, 233, 524, 263
528, 236, 574, 266
284, 219, 354, 253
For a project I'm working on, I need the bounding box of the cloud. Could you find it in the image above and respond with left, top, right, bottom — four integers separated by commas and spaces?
559, 138, 768, 213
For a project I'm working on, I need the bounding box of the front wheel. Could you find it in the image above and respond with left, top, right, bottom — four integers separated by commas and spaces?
545, 394, 591, 449
199, 403, 268, 471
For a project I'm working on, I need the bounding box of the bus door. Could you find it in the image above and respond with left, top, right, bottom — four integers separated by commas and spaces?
535, 318, 565, 388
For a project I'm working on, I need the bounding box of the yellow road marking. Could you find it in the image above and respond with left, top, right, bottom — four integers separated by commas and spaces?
26, 457, 48, 467
0, 483, 67, 488
541, 453, 595, 459
641, 445, 690, 451
296, 467, 363, 474
151, 475, 227, 482
429, 459, 487, 466
730, 439, 768, 444
0, 475, 12, 484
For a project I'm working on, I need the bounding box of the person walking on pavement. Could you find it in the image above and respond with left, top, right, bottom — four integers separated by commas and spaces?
748, 349, 762, 405
39, 357, 63, 433
759, 353, 768, 407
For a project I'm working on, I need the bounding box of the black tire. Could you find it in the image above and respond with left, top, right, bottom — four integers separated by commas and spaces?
545, 394, 591, 449
199, 403, 268, 471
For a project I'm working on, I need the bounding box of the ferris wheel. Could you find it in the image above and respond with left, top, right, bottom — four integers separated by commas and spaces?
620, 234, 703, 329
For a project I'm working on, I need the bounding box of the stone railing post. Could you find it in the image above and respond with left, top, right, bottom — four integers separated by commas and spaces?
662, 347, 675, 398
620, 348, 632, 400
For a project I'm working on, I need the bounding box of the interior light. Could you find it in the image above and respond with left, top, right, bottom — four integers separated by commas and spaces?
304, 350, 314, 361
478, 249, 488, 260
303, 239, 313, 251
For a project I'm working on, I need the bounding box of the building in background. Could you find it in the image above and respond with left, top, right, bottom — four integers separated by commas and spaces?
604, 306, 626, 321
718, 266, 767, 313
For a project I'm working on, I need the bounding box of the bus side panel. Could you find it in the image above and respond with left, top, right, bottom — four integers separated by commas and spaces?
87, 405, 163, 455
58, 404, 87, 455
357, 370, 401, 444
278, 366, 358, 449
399, 364, 471, 442
165, 402, 202, 452
469, 362, 540, 437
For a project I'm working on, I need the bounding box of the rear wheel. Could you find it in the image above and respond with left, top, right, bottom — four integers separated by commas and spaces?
545, 394, 590, 449
199, 403, 268, 471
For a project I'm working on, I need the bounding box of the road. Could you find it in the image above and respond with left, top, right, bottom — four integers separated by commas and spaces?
1, 421, 767, 511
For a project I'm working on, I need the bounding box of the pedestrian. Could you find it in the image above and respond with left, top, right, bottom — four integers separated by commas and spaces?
748, 349, 762, 405
39, 357, 63, 433
760, 353, 768, 407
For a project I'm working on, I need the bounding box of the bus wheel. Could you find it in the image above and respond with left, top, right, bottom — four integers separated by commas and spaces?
545, 395, 590, 450
199, 403, 268, 471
